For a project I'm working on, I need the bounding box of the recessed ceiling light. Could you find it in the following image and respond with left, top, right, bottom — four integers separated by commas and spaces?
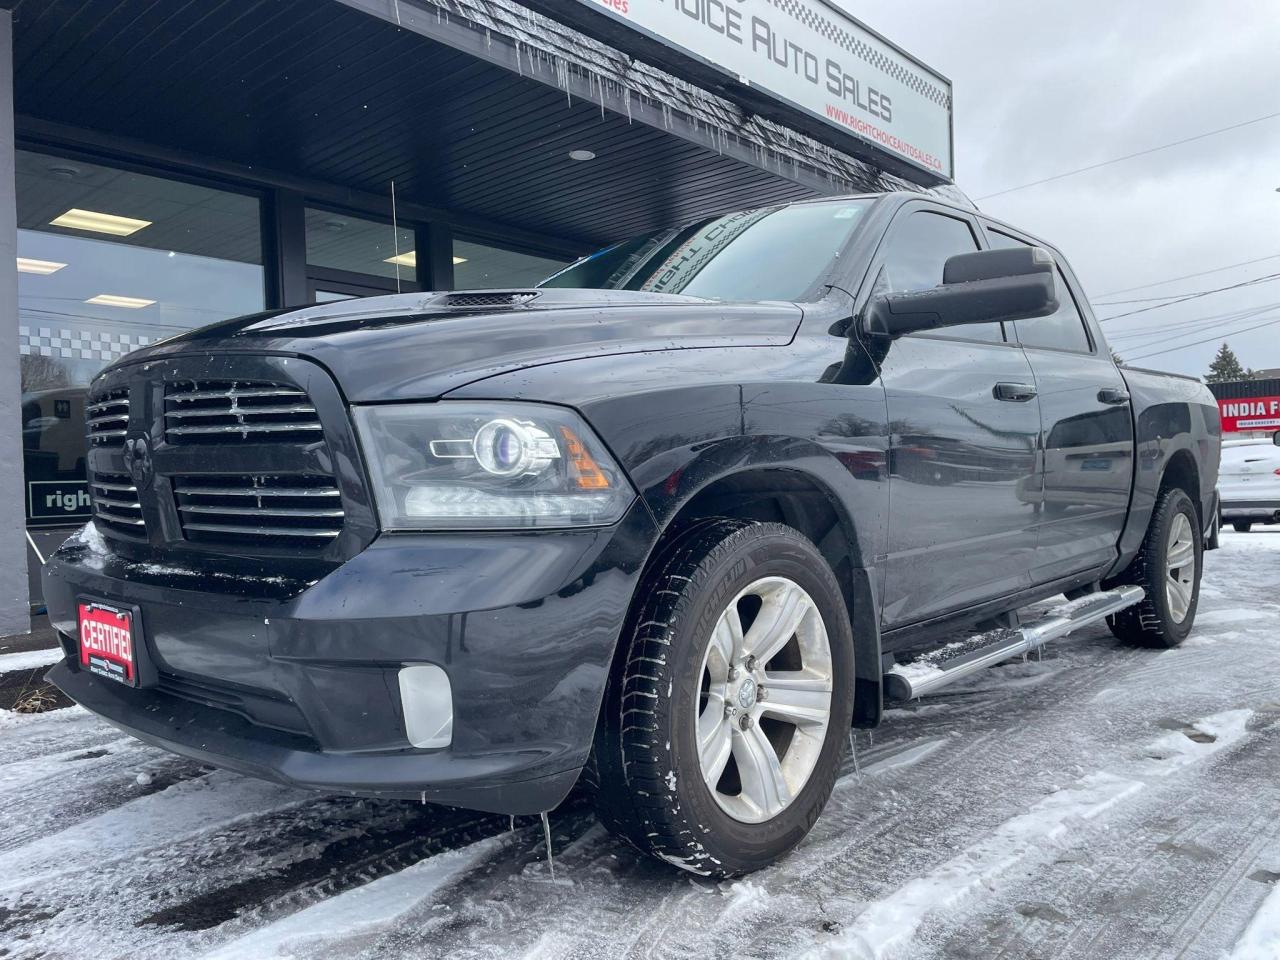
16, 257, 67, 275
568, 149, 596, 161
51, 208, 151, 236
453, 256, 467, 265
384, 251, 416, 268
85, 293, 155, 309
47, 163, 83, 180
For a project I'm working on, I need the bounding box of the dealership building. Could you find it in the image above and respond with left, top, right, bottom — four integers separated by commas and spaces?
0, 0, 956, 633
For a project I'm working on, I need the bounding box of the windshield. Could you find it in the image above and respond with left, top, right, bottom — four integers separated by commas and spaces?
540, 199, 874, 301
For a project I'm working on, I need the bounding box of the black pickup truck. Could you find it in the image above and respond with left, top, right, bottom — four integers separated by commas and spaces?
43, 191, 1220, 877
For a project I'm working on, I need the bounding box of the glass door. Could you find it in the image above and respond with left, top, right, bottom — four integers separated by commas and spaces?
304, 208, 419, 301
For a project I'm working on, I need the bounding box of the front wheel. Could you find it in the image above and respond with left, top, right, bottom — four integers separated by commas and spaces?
1108, 487, 1203, 647
589, 520, 854, 877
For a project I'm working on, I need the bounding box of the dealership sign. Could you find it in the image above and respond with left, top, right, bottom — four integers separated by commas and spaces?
1219, 396, 1280, 432
579, 0, 954, 179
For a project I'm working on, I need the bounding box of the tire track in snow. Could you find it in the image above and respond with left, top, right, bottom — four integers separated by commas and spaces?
803, 710, 1254, 959
922, 711, 1280, 960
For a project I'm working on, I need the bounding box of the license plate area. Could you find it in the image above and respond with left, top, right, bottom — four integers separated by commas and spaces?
77, 600, 139, 687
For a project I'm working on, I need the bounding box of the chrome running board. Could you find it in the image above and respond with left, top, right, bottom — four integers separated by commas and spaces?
884, 585, 1146, 701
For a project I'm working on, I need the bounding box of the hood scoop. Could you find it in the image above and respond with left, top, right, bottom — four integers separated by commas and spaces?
431, 290, 541, 309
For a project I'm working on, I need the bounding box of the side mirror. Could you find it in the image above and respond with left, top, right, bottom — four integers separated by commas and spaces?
1273, 430, 1280, 447
864, 246, 1059, 338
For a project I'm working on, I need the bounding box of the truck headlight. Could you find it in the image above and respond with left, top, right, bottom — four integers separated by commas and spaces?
352, 402, 635, 530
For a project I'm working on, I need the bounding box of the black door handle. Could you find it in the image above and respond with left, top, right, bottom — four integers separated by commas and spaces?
1098, 387, 1131, 405
993, 381, 1038, 402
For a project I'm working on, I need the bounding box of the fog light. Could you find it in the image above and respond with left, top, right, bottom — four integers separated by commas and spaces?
398, 664, 453, 749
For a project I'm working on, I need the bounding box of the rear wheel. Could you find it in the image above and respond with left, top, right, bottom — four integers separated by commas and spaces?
1108, 487, 1202, 647
1232, 521, 1253, 533
590, 520, 854, 877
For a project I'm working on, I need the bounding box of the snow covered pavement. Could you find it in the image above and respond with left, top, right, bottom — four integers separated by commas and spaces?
3, 530, 1280, 960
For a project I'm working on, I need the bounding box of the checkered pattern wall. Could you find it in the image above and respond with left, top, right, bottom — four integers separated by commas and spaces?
767, 0, 953, 109
19, 325, 153, 363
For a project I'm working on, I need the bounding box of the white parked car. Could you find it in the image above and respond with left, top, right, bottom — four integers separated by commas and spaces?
1220, 433, 1280, 532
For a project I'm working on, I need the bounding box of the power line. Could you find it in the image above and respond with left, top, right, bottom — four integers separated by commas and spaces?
974, 111, 1280, 201
1099, 291, 1228, 306
1099, 272, 1280, 322
1127, 313, 1280, 361
1094, 254, 1280, 298
1106, 301, 1280, 341
1112, 304, 1280, 353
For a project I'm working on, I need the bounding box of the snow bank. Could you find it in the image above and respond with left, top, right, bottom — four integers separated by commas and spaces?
1228, 880, 1280, 960
0, 647, 64, 674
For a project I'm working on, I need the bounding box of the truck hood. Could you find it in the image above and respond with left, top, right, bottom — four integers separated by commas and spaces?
118, 289, 802, 402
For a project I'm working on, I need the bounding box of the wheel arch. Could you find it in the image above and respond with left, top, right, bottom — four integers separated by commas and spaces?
1160, 448, 1203, 527
632, 450, 885, 727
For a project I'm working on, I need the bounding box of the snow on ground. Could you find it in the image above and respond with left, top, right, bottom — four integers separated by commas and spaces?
2, 530, 1279, 960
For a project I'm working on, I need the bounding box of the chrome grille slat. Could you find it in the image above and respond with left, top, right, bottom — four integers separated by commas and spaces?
93, 508, 146, 527
168, 422, 324, 436
178, 504, 344, 518
89, 480, 136, 493
182, 522, 342, 538
164, 404, 316, 419
94, 494, 142, 510
170, 387, 306, 401
86, 398, 129, 415
172, 484, 340, 498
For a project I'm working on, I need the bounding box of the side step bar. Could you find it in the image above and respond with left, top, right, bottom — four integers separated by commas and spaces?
884, 586, 1146, 701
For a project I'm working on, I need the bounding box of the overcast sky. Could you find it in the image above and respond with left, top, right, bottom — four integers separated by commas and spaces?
851, 0, 1280, 378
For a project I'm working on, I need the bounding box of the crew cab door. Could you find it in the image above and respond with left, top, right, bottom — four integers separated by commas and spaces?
984, 225, 1135, 582
871, 205, 1043, 628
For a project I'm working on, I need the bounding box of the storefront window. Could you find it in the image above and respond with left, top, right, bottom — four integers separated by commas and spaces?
305, 208, 415, 284
453, 237, 570, 288
17, 150, 265, 530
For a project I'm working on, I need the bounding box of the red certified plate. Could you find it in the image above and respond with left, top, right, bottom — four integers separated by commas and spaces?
77, 600, 138, 687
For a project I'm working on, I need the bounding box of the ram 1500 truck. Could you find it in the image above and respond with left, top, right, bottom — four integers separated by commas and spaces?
43, 192, 1221, 877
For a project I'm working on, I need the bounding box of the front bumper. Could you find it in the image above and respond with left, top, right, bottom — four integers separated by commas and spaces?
42, 502, 657, 814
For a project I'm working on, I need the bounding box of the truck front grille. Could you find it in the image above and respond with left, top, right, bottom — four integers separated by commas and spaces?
164, 380, 322, 444
89, 472, 145, 536
173, 474, 344, 545
86, 389, 129, 445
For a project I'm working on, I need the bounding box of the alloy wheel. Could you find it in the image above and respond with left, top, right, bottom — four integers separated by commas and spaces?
1165, 512, 1196, 623
695, 576, 833, 824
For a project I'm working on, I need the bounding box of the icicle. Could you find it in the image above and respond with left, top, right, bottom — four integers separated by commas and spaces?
509, 814, 516, 832
541, 811, 555, 879
848, 730, 859, 773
